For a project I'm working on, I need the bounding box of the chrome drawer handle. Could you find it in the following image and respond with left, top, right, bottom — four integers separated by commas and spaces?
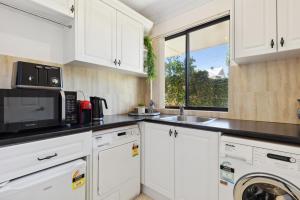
97, 143, 110, 148
37, 153, 58, 161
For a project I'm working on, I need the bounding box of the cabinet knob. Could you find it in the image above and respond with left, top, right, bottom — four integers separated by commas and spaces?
280, 37, 285, 47
70, 5, 75, 13
169, 129, 173, 137
118, 60, 121, 66
270, 39, 275, 48
114, 59, 117, 65
174, 130, 178, 138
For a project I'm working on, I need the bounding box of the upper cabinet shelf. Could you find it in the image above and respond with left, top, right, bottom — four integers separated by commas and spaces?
234, 0, 300, 64
64, 0, 153, 76
0, 0, 75, 26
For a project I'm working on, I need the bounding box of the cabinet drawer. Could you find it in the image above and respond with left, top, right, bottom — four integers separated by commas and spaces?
0, 131, 92, 183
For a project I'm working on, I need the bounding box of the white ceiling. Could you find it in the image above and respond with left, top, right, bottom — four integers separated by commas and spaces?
119, 0, 213, 24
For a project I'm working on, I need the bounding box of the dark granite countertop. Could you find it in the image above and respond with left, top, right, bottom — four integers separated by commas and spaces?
145, 117, 300, 145
91, 115, 145, 131
0, 123, 92, 147
1, 114, 300, 147
0, 115, 146, 147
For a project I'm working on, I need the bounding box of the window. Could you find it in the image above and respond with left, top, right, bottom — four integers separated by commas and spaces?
165, 16, 230, 111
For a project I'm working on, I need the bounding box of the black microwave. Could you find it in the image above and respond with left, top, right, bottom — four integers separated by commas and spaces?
0, 89, 78, 133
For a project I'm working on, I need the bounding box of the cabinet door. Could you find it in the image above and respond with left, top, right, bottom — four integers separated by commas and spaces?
235, 0, 277, 59
144, 123, 174, 199
277, 0, 300, 52
174, 128, 219, 200
81, 0, 117, 68
117, 12, 143, 73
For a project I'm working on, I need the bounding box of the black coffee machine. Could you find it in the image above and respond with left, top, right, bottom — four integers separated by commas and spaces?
90, 97, 108, 121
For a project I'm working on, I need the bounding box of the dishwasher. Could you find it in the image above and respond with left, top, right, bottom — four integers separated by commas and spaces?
92, 125, 140, 200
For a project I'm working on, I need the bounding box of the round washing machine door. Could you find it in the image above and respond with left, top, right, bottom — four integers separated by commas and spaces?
234, 173, 300, 200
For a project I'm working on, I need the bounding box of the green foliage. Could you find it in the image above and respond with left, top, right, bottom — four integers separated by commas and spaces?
165, 57, 185, 105
165, 57, 228, 108
144, 36, 156, 80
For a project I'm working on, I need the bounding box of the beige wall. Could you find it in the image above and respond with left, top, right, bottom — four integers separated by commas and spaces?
150, 0, 300, 124
153, 40, 300, 124
228, 58, 300, 124
0, 55, 147, 115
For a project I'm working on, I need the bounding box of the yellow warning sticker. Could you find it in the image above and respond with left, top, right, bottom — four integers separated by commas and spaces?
132, 144, 139, 157
72, 170, 85, 190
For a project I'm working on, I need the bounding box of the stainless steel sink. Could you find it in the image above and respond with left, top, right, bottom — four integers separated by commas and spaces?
161, 115, 216, 124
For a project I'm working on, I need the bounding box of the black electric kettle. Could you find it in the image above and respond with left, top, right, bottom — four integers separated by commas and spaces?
90, 97, 108, 121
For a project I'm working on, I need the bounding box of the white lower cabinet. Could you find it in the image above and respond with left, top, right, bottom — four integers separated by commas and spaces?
174, 127, 219, 200
144, 123, 174, 199
0, 131, 92, 184
143, 123, 220, 200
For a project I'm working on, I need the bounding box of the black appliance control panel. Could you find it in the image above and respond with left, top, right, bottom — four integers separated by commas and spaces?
13, 61, 62, 89
64, 91, 78, 124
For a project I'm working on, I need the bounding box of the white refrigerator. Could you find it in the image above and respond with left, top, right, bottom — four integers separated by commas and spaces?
0, 159, 86, 200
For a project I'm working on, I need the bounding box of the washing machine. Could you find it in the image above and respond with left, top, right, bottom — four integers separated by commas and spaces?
219, 135, 300, 200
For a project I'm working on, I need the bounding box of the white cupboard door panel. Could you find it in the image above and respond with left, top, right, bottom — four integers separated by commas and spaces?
235, 0, 277, 58
277, 0, 300, 51
83, 0, 117, 67
0, 132, 92, 183
174, 128, 219, 200
145, 123, 174, 199
117, 12, 143, 73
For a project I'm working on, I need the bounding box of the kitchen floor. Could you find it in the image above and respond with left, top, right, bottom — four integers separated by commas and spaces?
135, 194, 153, 200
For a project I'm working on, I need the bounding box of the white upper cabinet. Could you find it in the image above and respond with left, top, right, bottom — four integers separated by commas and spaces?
80, 0, 117, 68
277, 0, 300, 52
64, 0, 153, 76
234, 0, 277, 60
0, 0, 74, 24
117, 12, 143, 73
234, 0, 300, 63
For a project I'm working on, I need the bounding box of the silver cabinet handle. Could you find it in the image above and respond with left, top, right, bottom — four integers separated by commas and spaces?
97, 143, 110, 148
37, 153, 58, 161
